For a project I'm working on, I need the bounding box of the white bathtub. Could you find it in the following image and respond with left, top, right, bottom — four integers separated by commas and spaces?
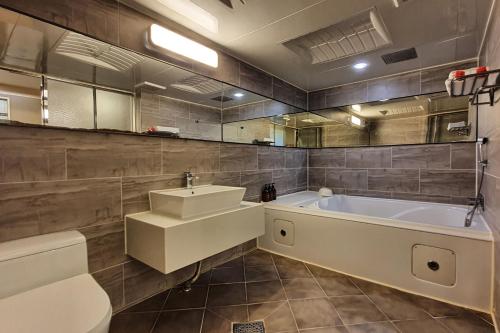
259, 191, 493, 311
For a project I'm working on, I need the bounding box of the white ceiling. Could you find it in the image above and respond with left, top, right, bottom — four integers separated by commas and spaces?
97, 1, 493, 91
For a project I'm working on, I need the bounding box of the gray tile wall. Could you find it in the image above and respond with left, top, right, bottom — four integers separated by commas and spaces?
478, 0, 500, 323
0, 125, 307, 312
308, 143, 476, 204
0, 0, 307, 110
308, 61, 477, 110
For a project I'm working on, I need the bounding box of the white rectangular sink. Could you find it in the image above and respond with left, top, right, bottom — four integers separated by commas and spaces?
149, 185, 246, 219
125, 202, 264, 274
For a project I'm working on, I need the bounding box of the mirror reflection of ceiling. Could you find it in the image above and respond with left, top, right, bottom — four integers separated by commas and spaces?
125, 0, 493, 91
0, 7, 268, 110
345, 93, 469, 120
312, 92, 469, 122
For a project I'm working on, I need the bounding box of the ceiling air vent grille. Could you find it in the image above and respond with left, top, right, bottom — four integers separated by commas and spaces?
171, 75, 222, 94
55, 32, 144, 72
381, 47, 417, 64
283, 7, 392, 64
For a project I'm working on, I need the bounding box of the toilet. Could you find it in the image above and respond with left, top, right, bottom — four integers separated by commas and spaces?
0, 231, 112, 333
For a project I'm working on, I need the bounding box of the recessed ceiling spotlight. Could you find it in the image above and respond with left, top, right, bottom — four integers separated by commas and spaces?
353, 62, 368, 70
352, 104, 361, 112
233, 92, 244, 97
379, 98, 389, 102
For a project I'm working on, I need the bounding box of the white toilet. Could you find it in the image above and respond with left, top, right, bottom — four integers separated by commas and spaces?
0, 231, 112, 333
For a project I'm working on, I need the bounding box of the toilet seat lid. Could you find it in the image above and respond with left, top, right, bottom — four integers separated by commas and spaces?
0, 273, 112, 333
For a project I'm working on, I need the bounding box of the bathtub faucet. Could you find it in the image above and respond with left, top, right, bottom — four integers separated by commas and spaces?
185, 171, 194, 189
464, 193, 484, 227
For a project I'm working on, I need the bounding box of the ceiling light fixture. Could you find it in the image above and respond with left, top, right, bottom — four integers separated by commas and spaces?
353, 62, 368, 70
233, 92, 244, 97
351, 115, 362, 126
352, 104, 362, 112
149, 24, 218, 68
158, 0, 218, 33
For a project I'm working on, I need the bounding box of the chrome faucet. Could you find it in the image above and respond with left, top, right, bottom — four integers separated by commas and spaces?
185, 171, 194, 189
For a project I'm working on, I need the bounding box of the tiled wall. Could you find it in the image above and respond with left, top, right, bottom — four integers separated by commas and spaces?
222, 99, 302, 123
478, 0, 500, 324
139, 91, 222, 141
0, 125, 306, 312
308, 60, 477, 110
0, 0, 307, 110
308, 143, 476, 204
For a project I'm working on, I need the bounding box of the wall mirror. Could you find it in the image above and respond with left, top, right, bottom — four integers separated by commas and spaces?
0, 6, 303, 144
308, 93, 475, 147
0, 6, 476, 148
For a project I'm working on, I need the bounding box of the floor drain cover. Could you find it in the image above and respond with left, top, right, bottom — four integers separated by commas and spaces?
232, 321, 265, 333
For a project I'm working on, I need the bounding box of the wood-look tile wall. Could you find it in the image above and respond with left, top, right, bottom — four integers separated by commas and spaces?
478, 0, 500, 323
0, 0, 307, 110
308, 61, 477, 110
0, 125, 306, 312
308, 143, 476, 204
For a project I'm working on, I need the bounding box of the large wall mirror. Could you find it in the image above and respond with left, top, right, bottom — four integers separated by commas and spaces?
0, 6, 476, 148
306, 93, 475, 147
0, 6, 303, 145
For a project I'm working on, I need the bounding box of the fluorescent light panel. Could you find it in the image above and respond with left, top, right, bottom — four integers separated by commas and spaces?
150, 24, 218, 68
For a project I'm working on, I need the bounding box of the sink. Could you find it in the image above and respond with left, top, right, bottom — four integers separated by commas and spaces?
149, 185, 246, 219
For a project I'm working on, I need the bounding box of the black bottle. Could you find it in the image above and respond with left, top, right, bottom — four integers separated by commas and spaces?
262, 184, 271, 202
270, 183, 277, 200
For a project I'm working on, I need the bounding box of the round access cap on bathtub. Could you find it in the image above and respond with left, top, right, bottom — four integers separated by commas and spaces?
0, 273, 112, 333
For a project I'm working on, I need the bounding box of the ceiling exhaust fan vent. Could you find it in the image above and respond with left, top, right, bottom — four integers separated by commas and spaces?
283, 7, 392, 64
54, 31, 144, 72
171, 75, 222, 94
381, 47, 417, 64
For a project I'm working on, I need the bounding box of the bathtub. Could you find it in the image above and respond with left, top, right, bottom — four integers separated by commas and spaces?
259, 191, 493, 311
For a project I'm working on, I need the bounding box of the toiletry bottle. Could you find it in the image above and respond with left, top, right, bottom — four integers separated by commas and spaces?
262, 184, 271, 202
271, 183, 277, 200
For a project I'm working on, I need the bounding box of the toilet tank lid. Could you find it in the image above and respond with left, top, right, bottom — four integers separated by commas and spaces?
0, 231, 86, 262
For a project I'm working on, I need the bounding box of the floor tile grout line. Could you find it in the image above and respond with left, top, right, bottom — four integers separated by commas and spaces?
149, 289, 170, 333
242, 254, 250, 322
431, 318, 455, 333
347, 277, 394, 323
198, 275, 211, 333
271, 254, 302, 333
304, 263, 346, 327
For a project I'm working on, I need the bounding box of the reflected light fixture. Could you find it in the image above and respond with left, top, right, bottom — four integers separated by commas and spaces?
158, 0, 218, 33
149, 24, 218, 68
233, 92, 244, 97
351, 104, 361, 112
351, 115, 362, 126
353, 62, 368, 70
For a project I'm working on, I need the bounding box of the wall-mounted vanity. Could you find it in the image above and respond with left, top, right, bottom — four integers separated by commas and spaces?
126, 185, 264, 274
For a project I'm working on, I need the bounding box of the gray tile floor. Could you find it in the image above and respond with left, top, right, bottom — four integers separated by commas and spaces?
110, 249, 495, 333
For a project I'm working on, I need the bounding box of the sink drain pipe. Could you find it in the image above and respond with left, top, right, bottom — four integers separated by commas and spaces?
183, 261, 202, 292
